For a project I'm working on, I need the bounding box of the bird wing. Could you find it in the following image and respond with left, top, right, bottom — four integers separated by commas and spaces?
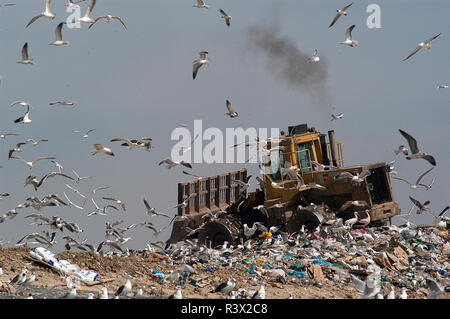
55, 22, 63, 41
94, 144, 104, 150
181, 161, 193, 169
345, 24, 355, 40
359, 170, 372, 179
143, 199, 151, 210
32, 157, 56, 165
26, 15, 43, 28
226, 100, 235, 113
159, 158, 174, 166
88, 16, 106, 29
422, 155, 436, 166
10, 156, 26, 163
415, 167, 434, 185
342, 2, 353, 11
402, 45, 422, 61
424, 33, 441, 44
399, 129, 419, 154
409, 196, 423, 209
111, 137, 132, 145
112, 16, 127, 29
328, 13, 341, 28
84, 0, 96, 17
46, 0, 52, 11
391, 176, 412, 185
22, 43, 30, 60
192, 61, 202, 79
438, 206, 449, 217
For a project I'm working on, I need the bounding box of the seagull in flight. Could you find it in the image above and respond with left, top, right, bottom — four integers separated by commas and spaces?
307, 49, 320, 63
159, 158, 192, 169
339, 200, 368, 212
409, 196, 430, 215
329, 2, 353, 28
331, 113, 344, 121
403, 33, 441, 61
10, 156, 55, 169
75, 0, 96, 24
219, 9, 231, 27
90, 144, 114, 156
391, 167, 434, 190
88, 15, 127, 30
49, 101, 74, 106
102, 197, 126, 211
143, 198, 170, 217
14, 107, 32, 124
438, 84, 448, 89
193, 51, 210, 79
72, 169, 91, 183
50, 22, 70, 46
193, 0, 209, 9
340, 25, 358, 47
399, 129, 436, 166
17, 43, 34, 65
225, 99, 238, 118
26, 0, 55, 28
74, 128, 95, 138
334, 170, 371, 183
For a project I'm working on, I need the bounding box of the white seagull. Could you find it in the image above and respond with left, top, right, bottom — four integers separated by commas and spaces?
334, 170, 371, 183
391, 167, 434, 190
252, 281, 266, 299
144, 198, 170, 217
26, 0, 55, 28
102, 197, 126, 211
331, 113, 344, 121
115, 275, 132, 297
219, 9, 231, 27
399, 129, 436, 166
225, 99, 238, 118
308, 49, 320, 63
403, 33, 441, 61
438, 84, 448, 89
76, 0, 96, 24
168, 286, 183, 299
193, 0, 209, 9
90, 144, 114, 156
50, 22, 70, 46
10, 155, 56, 169
74, 128, 96, 138
99, 287, 109, 299
17, 43, 34, 64
409, 196, 430, 215
213, 278, 236, 294
159, 158, 192, 169
0, 133, 18, 139
340, 25, 358, 47
89, 15, 127, 30
193, 51, 210, 79
329, 2, 353, 28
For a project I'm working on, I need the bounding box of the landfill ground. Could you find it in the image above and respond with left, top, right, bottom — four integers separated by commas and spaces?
0, 225, 449, 299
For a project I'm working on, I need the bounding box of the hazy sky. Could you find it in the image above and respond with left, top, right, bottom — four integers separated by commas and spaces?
0, 0, 449, 252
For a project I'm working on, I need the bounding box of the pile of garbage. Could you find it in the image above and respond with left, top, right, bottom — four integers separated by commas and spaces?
147, 223, 449, 299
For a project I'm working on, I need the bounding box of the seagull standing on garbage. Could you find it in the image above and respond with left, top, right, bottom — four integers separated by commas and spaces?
213, 278, 236, 294
252, 281, 266, 299
168, 286, 183, 299
99, 287, 109, 299
115, 275, 132, 297
10, 267, 27, 284
23, 271, 36, 285
63, 287, 77, 299
397, 287, 408, 299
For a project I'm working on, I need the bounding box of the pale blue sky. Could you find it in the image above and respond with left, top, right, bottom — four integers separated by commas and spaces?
0, 0, 448, 252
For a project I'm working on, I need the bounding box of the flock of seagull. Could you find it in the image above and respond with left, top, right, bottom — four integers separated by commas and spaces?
0, 1, 448, 300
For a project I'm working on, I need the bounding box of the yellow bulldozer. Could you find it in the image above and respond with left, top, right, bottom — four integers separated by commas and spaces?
167, 123, 400, 247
